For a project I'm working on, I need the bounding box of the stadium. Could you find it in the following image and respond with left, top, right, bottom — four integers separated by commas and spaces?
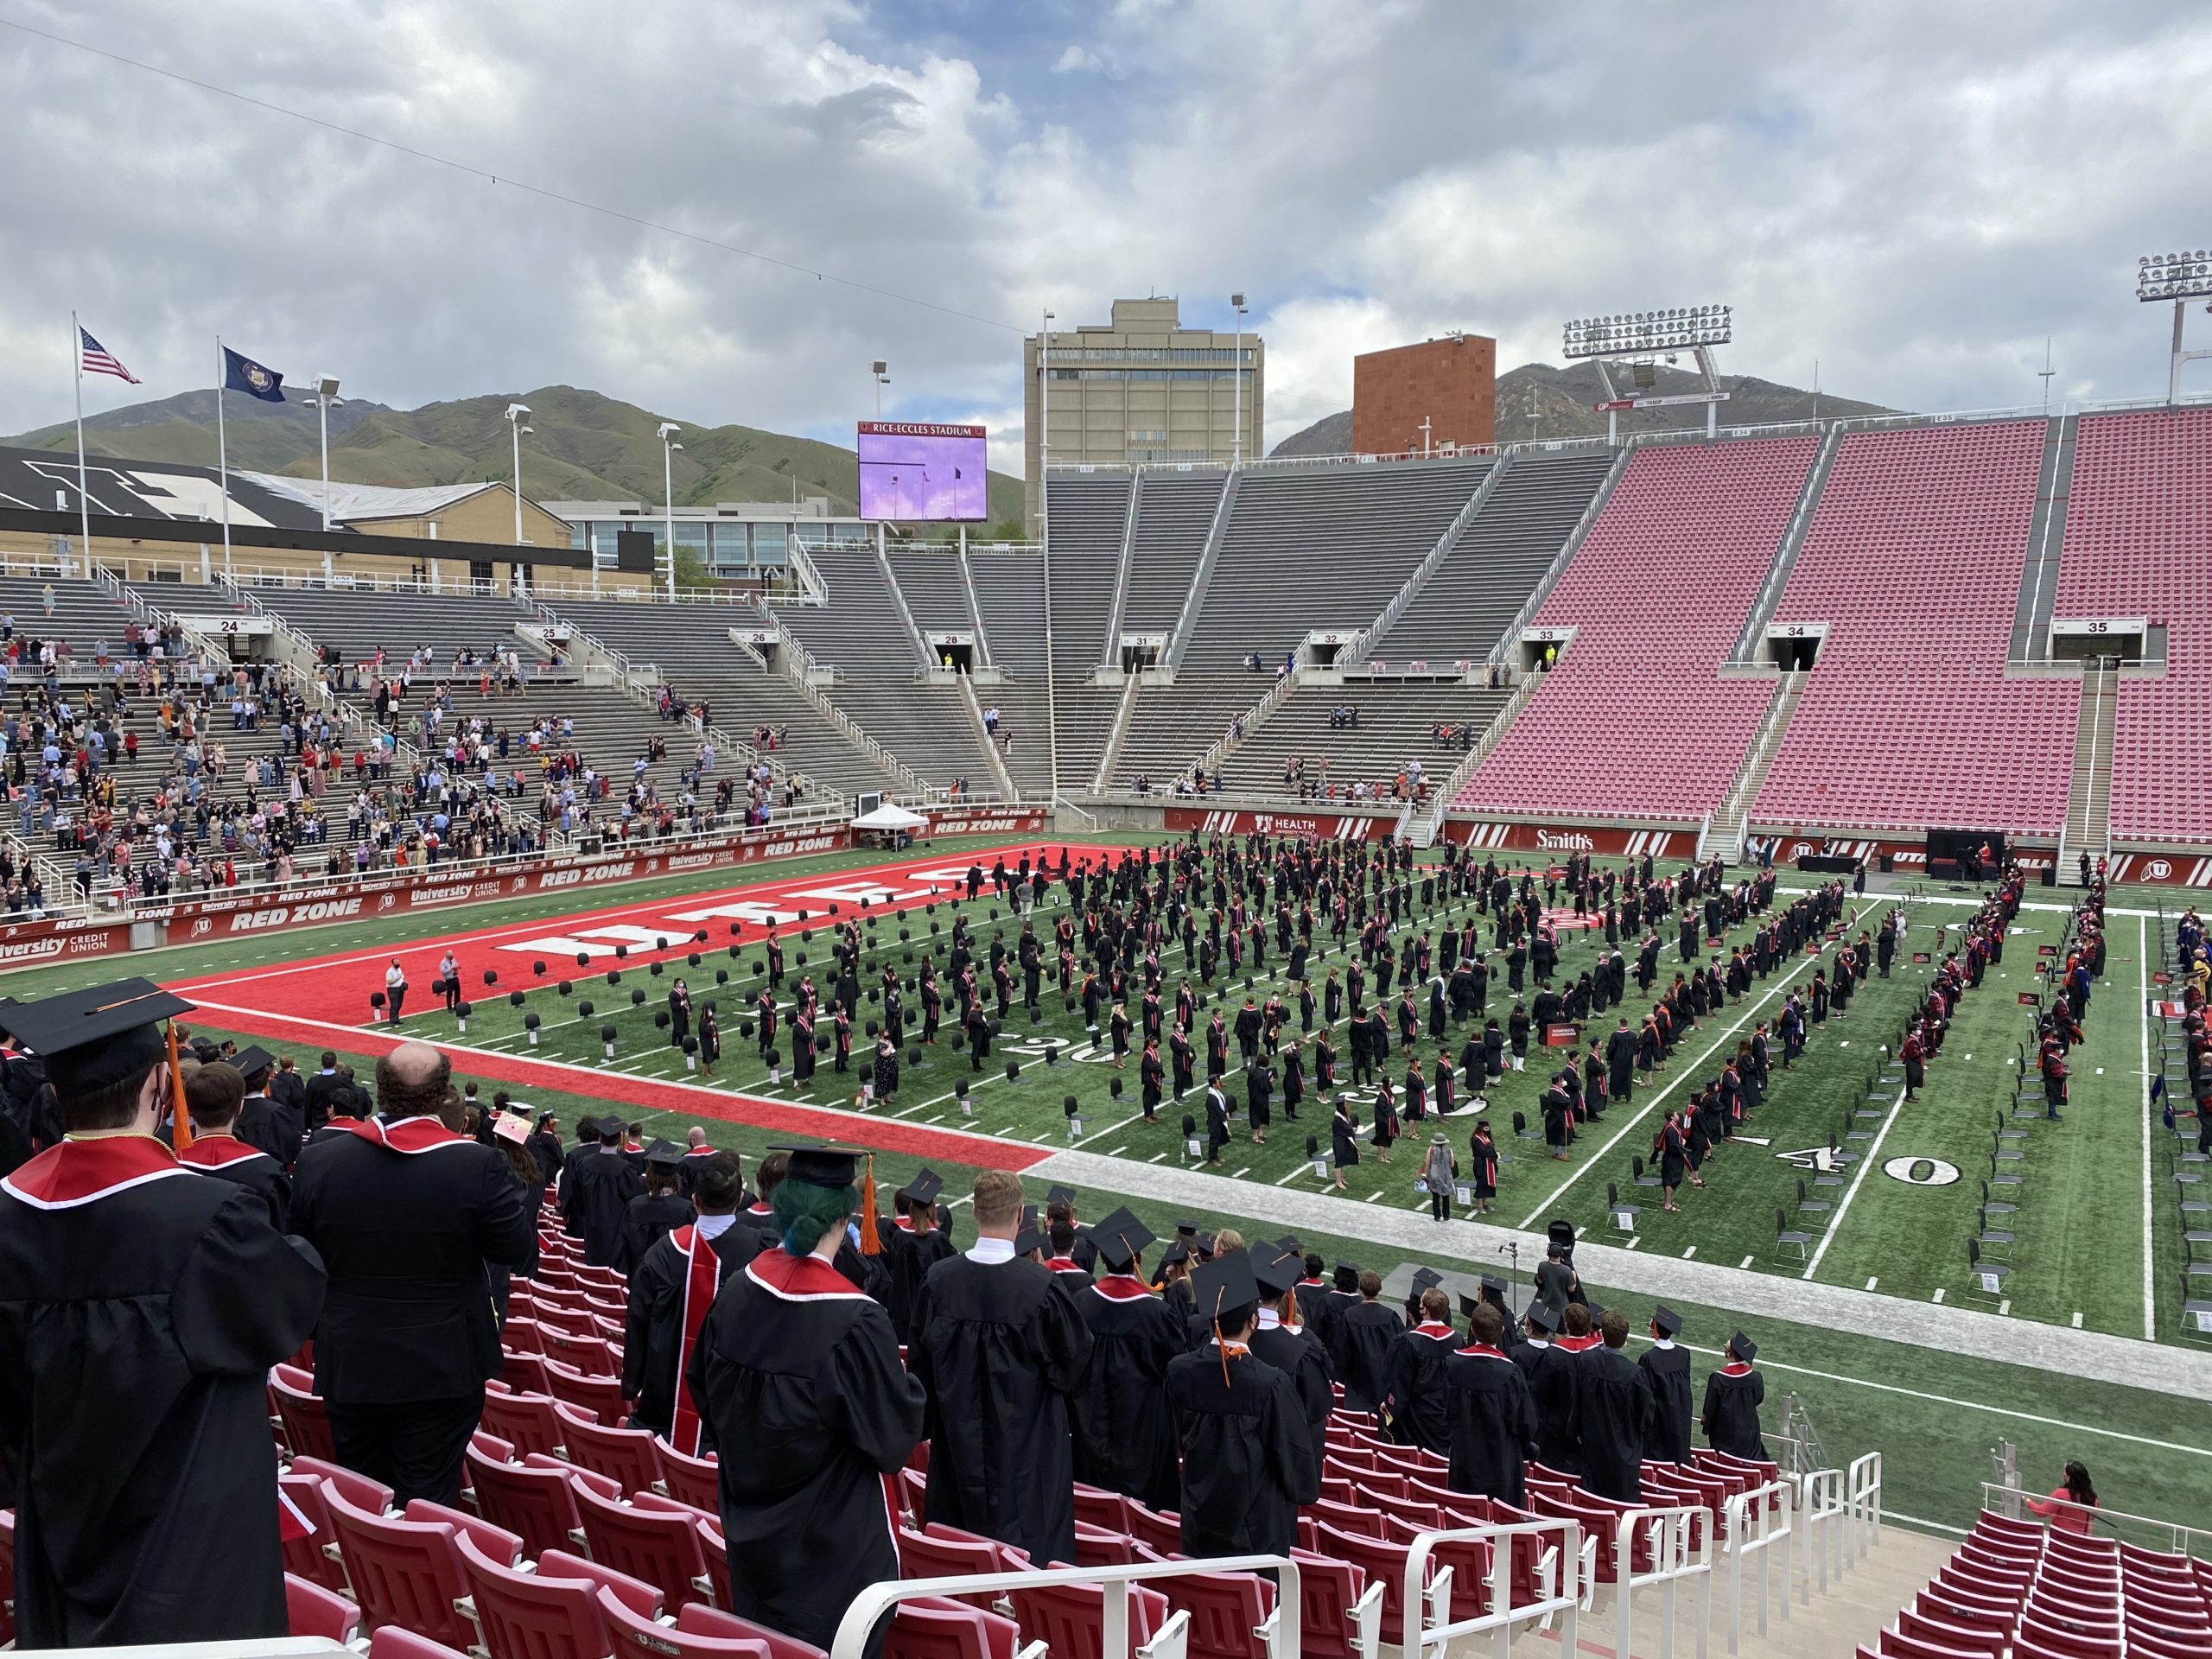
1, 10, 2209, 1659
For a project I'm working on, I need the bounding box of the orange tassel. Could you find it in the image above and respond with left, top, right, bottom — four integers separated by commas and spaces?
166, 1023, 193, 1153
859, 1153, 881, 1255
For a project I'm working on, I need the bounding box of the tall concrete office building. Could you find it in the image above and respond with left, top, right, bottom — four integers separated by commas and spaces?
1023, 297, 1263, 530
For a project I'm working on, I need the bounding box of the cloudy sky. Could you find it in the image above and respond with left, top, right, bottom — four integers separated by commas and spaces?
3, 0, 2208, 470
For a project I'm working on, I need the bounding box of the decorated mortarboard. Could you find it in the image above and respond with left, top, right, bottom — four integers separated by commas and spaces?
1014, 1221, 1048, 1257
0, 980, 196, 1102
1189, 1250, 1260, 1325
1652, 1305, 1683, 1337
766, 1143, 869, 1190
1525, 1300, 1561, 1333
1046, 1184, 1078, 1208
643, 1139, 686, 1169
899, 1168, 944, 1205
1084, 1206, 1154, 1273
1728, 1331, 1758, 1363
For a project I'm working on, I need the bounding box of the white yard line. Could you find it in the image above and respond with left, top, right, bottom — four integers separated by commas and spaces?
1805, 1085, 1907, 1280
2139, 912, 2157, 1342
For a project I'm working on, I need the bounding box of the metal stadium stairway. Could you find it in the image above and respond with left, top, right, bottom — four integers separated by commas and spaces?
2010, 411, 2076, 664
1711, 668, 1808, 860
2063, 660, 2115, 875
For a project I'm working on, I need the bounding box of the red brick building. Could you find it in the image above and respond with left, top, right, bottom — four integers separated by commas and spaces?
1351, 334, 1497, 456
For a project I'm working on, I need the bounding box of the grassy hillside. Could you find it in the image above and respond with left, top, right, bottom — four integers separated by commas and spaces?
3, 385, 1025, 525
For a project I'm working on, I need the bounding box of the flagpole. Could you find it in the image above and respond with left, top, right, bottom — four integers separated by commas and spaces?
71, 310, 90, 577
216, 336, 232, 578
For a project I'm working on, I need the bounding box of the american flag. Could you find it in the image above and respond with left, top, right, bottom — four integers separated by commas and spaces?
78, 325, 140, 384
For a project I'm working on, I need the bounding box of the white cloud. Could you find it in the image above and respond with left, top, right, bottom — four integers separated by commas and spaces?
2, 0, 2209, 461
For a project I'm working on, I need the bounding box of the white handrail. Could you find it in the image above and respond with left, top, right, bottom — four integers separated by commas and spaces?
1846, 1452, 1884, 1562
1402, 1517, 1584, 1659
1796, 1467, 1847, 1597
1721, 1480, 1795, 1654
1613, 1505, 1714, 1659
829, 1558, 1300, 1659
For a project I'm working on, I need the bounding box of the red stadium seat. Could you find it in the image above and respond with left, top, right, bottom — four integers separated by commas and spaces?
543, 1357, 630, 1425
1158, 1567, 1274, 1659
885, 1600, 1021, 1659
1124, 1503, 1184, 1559
1072, 1519, 1137, 1567
1005, 1576, 1173, 1659
599, 1587, 775, 1659
288, 1454, 394, 1516
1287, 1548, 1380, 1659
690, 1607, 830, 1659
1305, 1497, 1382, 1539
279, 1472, 349, 1592
1897, 1606, 2008, 1657
897, 1526, 1020, 1608
1071, 1483, 1131, 1535
479, 1383, 570, 1459
1311, 1521, 1421, 1647
574, 1478, 716, 1610
368, 1629, 476, 1659
463, 1444, 592, 1560
455, 1533, 663, 1659
321, 1484, 498, 1649
557, 1403, 663, 1494
1383, 1516, 1491, 1622
285, 1572, 362, 1644
658, 1441, 723, 1513
271, 1375, 337, 1462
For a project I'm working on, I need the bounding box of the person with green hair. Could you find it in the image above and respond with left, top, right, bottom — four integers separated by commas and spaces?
688, 1146, 924, 1659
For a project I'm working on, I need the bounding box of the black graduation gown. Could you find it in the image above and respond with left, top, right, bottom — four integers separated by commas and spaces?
687, 1248, 925, 1659
561, 1148, 644, 1268
1444, 1345, 1538, 1504
884, 1222, 958, 1346
1247, 1317, 1334, 1492
1570, 1345, 1652, 1501
1336, 1300, 1402, 1413
178, 1135, 290, 1230
1522, 1340, 1580, 1471
1165, 1344, 1319, 1560
1070, 1275, 1185, 1513
0, 1135, 325, 1648
613, 1191, 696, 1276
1382, 1323, 1457, 1452
1637, 1343, 1694, 1462
1701, 1363, 1769, 1460
623, 1220, 752, 1436
911, 1251, 1093, 1566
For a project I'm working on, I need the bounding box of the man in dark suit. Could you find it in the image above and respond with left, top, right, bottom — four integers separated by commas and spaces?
290, 1039, 535, 1505
303, 1050, 350, 1136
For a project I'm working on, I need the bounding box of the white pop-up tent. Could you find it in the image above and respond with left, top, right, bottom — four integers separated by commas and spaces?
851, 801, 928, 833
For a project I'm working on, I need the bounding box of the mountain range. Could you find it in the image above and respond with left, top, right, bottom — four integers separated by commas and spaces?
1269, 360, 1898, 456
3, 386, 1027, 528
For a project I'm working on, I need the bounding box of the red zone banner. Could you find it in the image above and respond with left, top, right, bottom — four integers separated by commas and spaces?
0, 805, 1049, 968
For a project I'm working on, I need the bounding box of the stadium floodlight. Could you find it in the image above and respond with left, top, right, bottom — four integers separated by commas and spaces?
1560, 303, 1732, 360
505, 403, 532, 544
2137, 250, 2212, 302
872, 359, 890, 418
1230, 293, 1249, 467
313, 373, 343, 531
658, 422, 683, 601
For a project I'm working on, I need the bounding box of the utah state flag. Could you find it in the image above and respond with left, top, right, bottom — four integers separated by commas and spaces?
222, 346, 285, 403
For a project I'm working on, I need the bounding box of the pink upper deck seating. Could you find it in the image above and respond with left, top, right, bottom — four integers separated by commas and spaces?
1754, 421, 2077, 835
2054, 407, 2212, 843
1455, 437, 1818, 822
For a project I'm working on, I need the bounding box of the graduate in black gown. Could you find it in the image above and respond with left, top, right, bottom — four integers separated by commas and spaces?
0, 982, 325, 1648
884, 1169, 959, 1344
624, 1151, 749, 1448
1164, 1252, 1319, 1564
910, 1170, 1093, 1566
1445, 1300, 1539, 1504
560, 1116, 645, 1267
688, 1145, 924, 1659
1248, 1248, 1335, 1494
1336, 1269, 1403, 1414
177, 1058, 291, 1229
1068, 1208, 1184, 1513
1637, 1306, 1694, 1462
613, 1142, 697, 1274
1514, 1300, 1580, 1471
1701, 1331, 1770, 1460
1569, 1309, 1652, 1501
1382, 1277, 1458, 1452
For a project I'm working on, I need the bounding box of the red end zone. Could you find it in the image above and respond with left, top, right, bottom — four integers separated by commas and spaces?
167, 842, 1118, 1172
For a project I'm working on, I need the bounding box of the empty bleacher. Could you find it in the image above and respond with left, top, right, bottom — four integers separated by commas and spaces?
776, 549, 921, 675
886, 549, 981, 643
966, 549, 1046, 677
1039, 474, 1132, 668
1178, 460, 1491, 671
1221, 679, 1510, 803
1119, 473, 1224, 640
1112, 673, 1266, 792
0, 574, 144, 665
1369, 449, 1613, 667
2053, 407, 2212, 844
1754, 422, 2080, 836
1458, 437, 1818, 822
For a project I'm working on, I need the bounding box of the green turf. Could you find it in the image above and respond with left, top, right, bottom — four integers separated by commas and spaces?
176, 1014, 2212, 1537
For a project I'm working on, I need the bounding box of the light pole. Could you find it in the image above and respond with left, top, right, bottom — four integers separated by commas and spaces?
872, 360, 890, 418
1230, 293, 1248, 467
1039, 308, 1058, 804
313, 372, 342, 530
505, 403, 531, 543
658, 422, 682, 601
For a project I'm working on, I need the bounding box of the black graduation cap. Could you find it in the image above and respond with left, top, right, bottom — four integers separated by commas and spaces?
1176, 1219, 1200, 1238
232, 1046, 276, 1081
1251, 1247, 1303, 1298
1190, 1250, 1259, 1325
1458, 1293, 1481, 1319
1480, 1274, 1508, 1295
899, 1168, 944, 1206
1046, 1184, 1078, 1209
1653, 1305, 1683, 1337
1411, 1267, 1443, 1293
766, 1143, 868, 1190
1335, 1259, 1360, 1278
1526, 1300, 1561, 1333
1273, 1235, 1302, 1255
1021, 1203, 1039, 1231
1729, 1330, 1757, 1363
1014, 1220, 1047, 1257
1084, 1206, 1153, 1273
0, 979, 196, 1102
1160, 1240, 1191, 1271
643, 1139, 685, 1170
1585, 1300, 1607, 1325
